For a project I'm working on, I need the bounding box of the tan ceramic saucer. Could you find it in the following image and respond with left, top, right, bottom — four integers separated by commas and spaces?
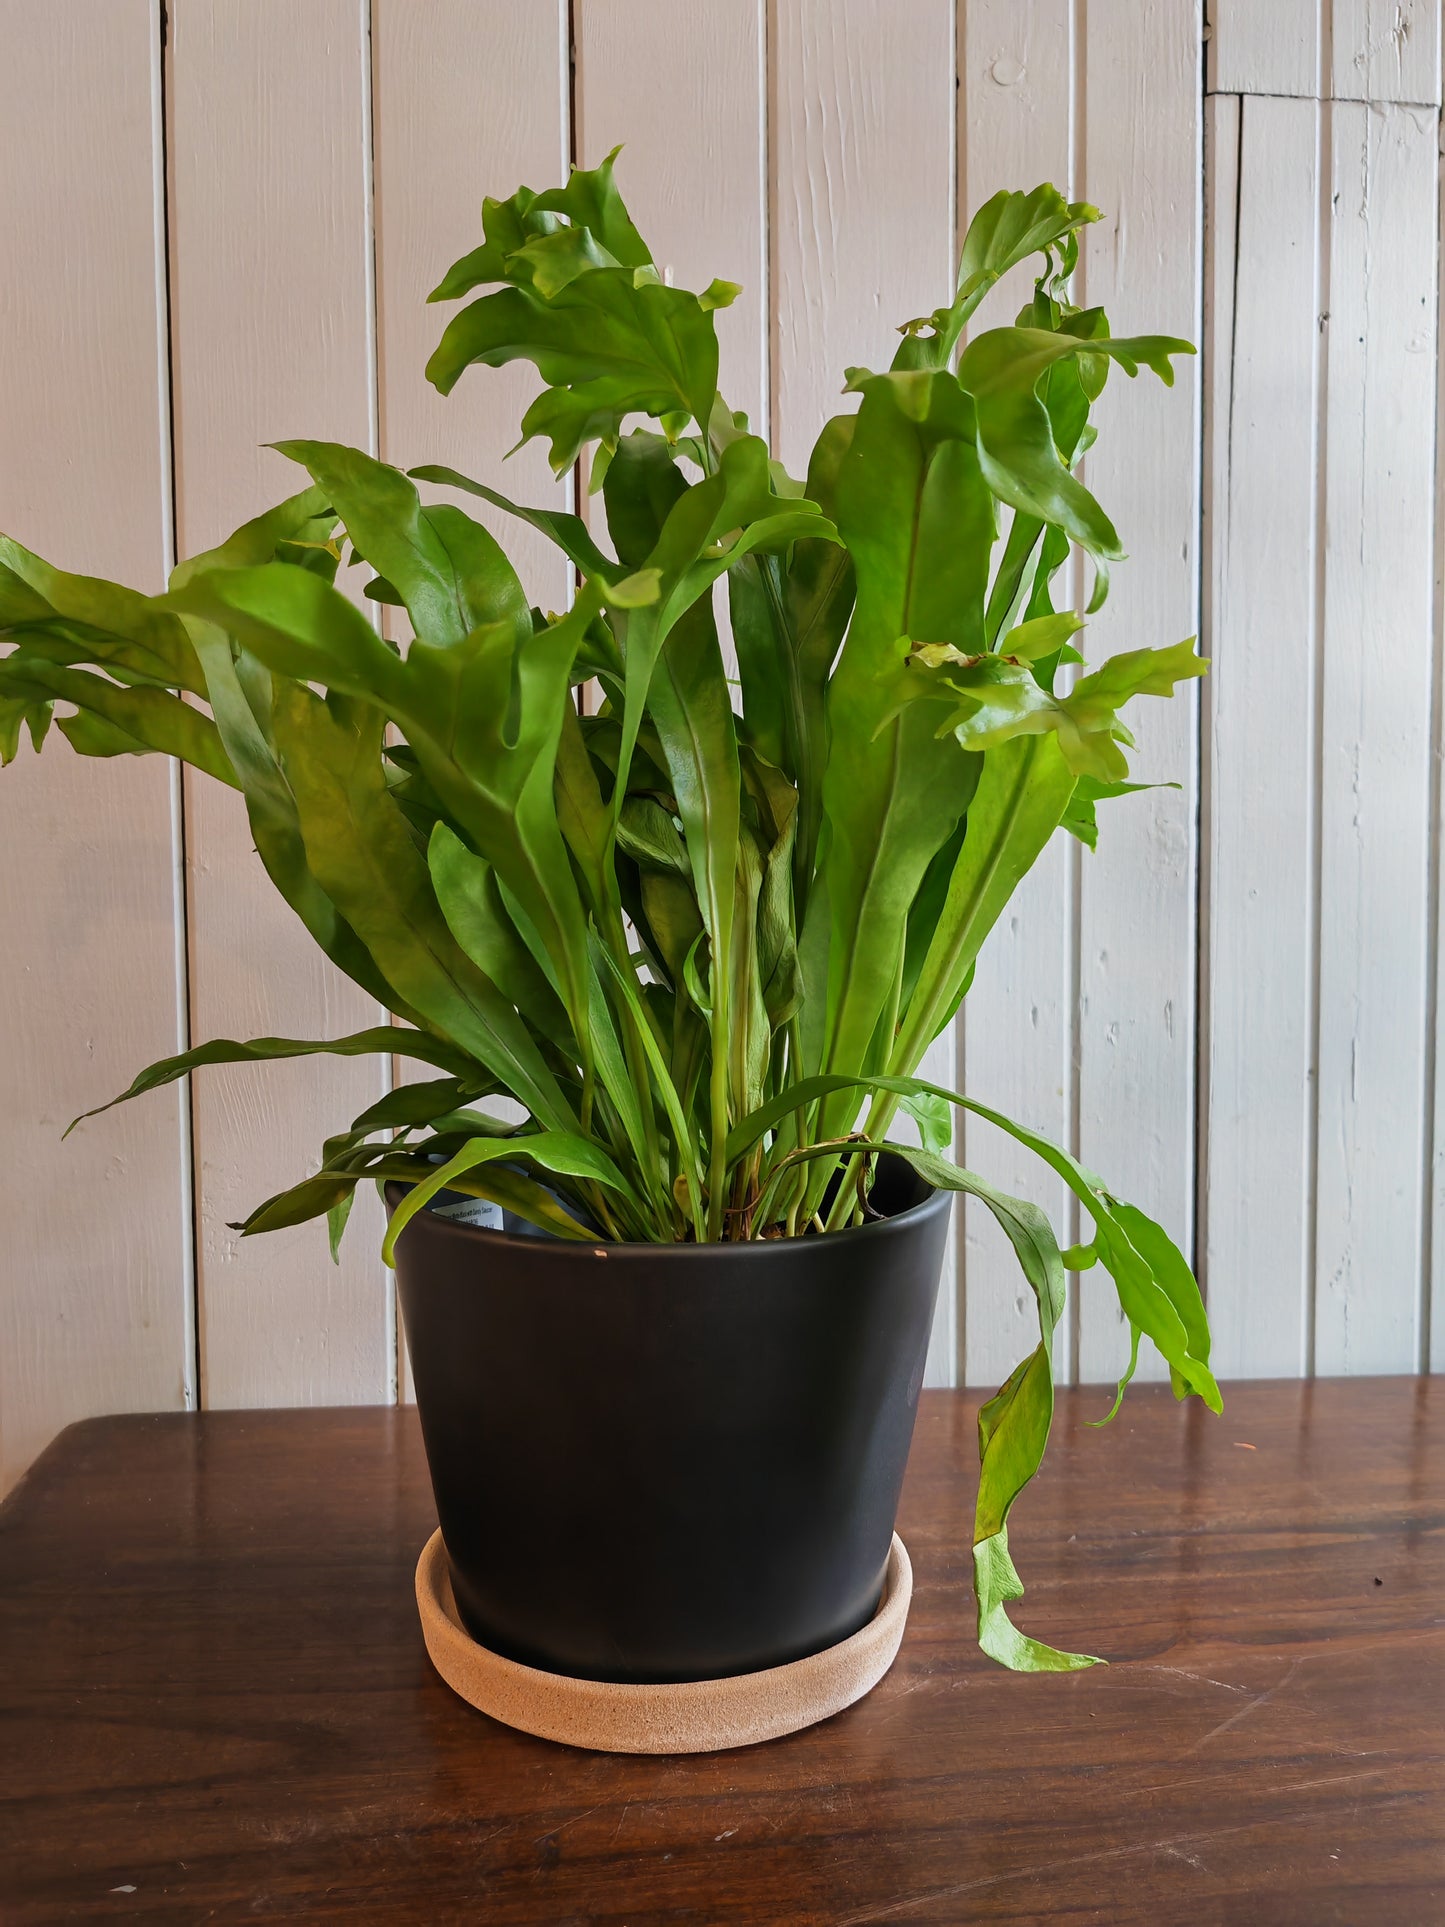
415, 1529, 912, 1755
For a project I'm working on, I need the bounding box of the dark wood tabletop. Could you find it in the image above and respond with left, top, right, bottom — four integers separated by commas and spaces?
0, 1380, 1441, 1924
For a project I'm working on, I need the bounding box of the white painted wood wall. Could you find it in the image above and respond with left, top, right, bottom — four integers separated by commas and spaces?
2, 0, 1441, 1491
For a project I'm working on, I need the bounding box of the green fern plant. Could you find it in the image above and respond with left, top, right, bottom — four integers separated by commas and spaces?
0, 156, 1218, 1668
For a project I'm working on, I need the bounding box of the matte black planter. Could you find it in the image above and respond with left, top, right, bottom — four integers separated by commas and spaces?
386, 1155, 949, 1685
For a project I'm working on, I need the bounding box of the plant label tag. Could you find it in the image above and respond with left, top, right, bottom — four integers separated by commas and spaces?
431, 1196, 504, 1231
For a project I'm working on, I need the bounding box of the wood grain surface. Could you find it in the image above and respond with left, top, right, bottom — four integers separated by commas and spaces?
1, 1380, 1439, 1922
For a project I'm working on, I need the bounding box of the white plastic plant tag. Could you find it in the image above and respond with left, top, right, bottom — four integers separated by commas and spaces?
430, 1195, 504, 1231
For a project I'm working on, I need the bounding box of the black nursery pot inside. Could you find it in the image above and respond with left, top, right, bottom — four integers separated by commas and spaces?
386, 1154, 950, 1685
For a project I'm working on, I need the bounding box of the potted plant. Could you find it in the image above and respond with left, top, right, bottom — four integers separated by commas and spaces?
0, 155, 1218, 1739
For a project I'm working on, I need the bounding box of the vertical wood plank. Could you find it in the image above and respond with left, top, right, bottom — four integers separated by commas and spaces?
1075, 0, 1203, 1387
573, 1, 767, 681
168, 0, 390, 1409
770, 0, 958, 1382
1210, 0, 1441, 102
770, 0, 957, 478
0, 0, 191, 1492
576, 0, 768, 435
1332, 0, 1442, 104
372, 0, 570, 615
1202, 94, 1322, 1377
1207, 0, 1323, 98
957, 0, 1078, 1391
1432, 92, 1445, 1380
371, 0, 571, 1400
1315, 101, 1437, 1373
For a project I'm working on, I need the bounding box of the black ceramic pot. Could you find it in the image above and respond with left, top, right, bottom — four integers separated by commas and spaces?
386, 1153, 949, 1685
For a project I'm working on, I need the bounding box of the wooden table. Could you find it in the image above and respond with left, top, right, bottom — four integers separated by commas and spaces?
0, 1381, 1440, 1923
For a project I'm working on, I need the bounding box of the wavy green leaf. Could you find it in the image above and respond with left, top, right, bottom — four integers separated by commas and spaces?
273, 441, 533, 652
894, 185, 1101, 372
425, 158, 727, 472
408, 464, 622, 584
958, 327, 1193, 559
1061, 775, 1172, 851
0, 654, 236, 784
66, 1027, 469, 1137
883, 1141, 1100, 1670
1, 534, 208, 693
909, 637, 1208, 784
166, 558, 605, 1068
728, 1067, 1219, 1414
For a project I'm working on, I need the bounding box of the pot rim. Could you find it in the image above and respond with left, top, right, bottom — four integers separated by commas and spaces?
383, 1153, 949, 1264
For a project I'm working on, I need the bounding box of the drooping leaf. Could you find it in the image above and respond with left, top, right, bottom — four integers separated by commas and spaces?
0, 534, 209, 693
0, 694, 46, 763
883, 1142, 1100, 1671
0, 655, 236, 784
1089, 1319, 1143, 1427
727, 1068, 1221, 1416
189, 621, 411, 1018
983, 299, 1109, 638
958, 327, 1193, 560
326, 1190, 355, 1264
348, 1076, 495, 1135
66, 1027, 470, 1137
166, 556, 619, 1068
163, 488, 423, 1018
238, 1145, 592, 1245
